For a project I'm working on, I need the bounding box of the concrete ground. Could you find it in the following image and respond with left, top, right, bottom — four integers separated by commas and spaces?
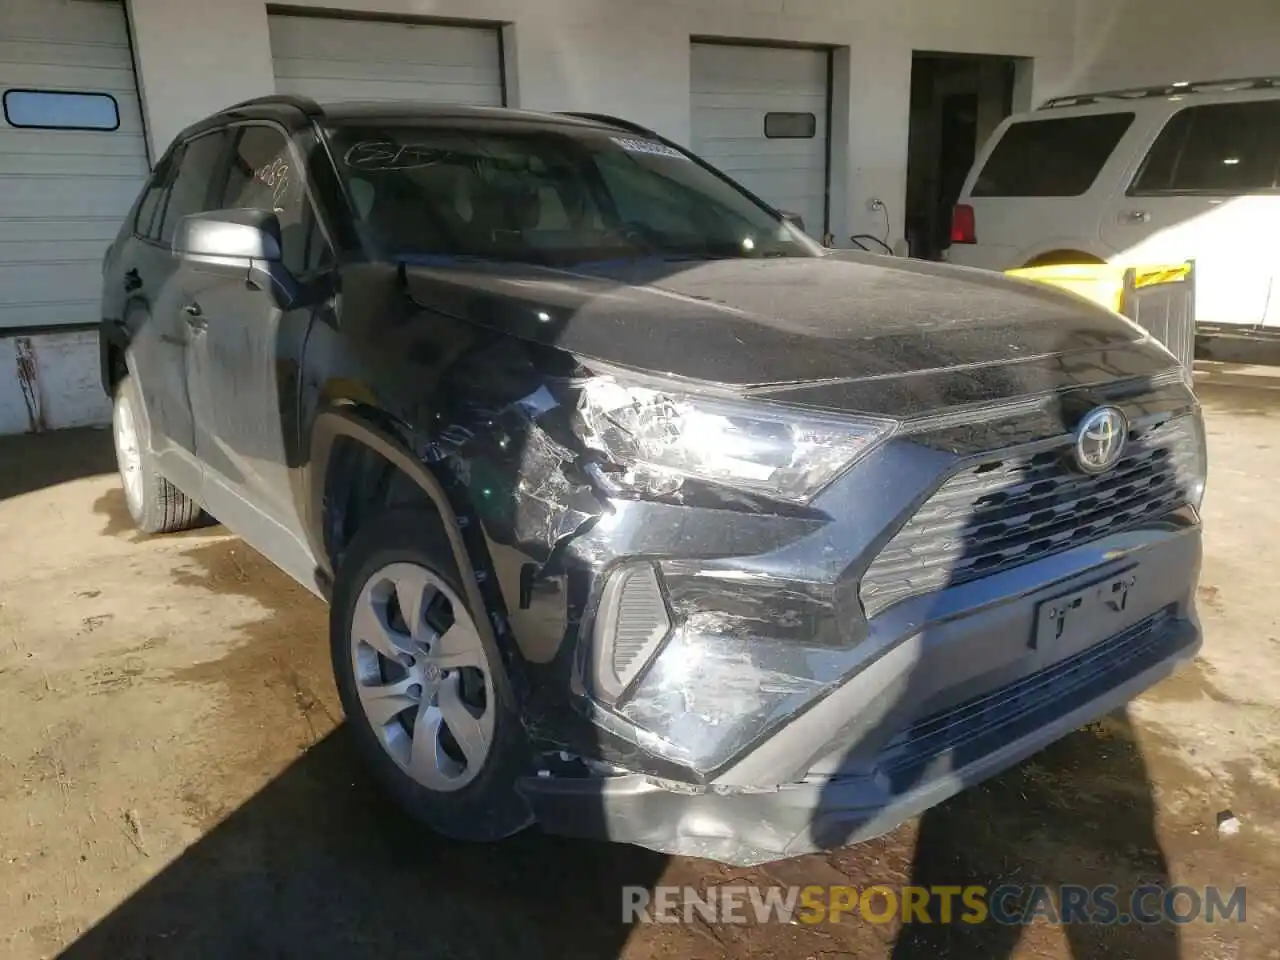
1, 369, 1278, 960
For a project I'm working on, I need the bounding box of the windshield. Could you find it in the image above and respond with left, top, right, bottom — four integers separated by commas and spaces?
323, 121, 821, 266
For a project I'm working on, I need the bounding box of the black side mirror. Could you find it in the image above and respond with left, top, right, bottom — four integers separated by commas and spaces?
173, 208, 282, 263
173, 208, 296, 305
779, 210, 807, 234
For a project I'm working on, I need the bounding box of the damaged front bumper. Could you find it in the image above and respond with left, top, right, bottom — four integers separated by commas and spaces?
521, 616, 1196, 866
518, 513, 1201, 865
474, 372, 1205, 864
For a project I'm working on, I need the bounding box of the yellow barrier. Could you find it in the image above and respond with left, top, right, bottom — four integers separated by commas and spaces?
1004, 264, 1128, 313
1005, 261, 1196, 371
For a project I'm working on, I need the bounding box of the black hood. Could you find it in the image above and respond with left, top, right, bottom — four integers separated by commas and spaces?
401, 252, 1176, 419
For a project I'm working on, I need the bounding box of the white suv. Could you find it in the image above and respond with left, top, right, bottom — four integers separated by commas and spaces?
947, 76, 1280, 338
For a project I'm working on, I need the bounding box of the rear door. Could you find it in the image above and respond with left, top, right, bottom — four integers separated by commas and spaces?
1101, 99, 1280, 329
125, 130, 227, 493
952, 110, 1136, 270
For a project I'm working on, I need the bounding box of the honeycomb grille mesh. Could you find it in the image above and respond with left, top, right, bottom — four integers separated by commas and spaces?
860, 416, 1200, 617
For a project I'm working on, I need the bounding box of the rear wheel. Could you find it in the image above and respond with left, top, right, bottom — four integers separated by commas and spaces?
111, 376, 203, 534
1022, 250, 1106, 268
331, 508, 532, 841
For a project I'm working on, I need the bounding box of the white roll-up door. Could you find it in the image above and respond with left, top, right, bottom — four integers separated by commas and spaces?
269, 15, 504, 107
0, 0, 149, 332
691, 42, 830, 237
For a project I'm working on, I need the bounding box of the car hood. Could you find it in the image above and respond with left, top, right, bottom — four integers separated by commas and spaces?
400, 252, 1175, 419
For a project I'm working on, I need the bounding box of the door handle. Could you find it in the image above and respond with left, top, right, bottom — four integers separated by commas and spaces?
1121, 210, 1151, 224
123, 268, 142, 292
181, 302, 207, 330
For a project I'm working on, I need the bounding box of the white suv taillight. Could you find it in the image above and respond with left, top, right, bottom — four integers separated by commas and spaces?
951, 204, 976, 244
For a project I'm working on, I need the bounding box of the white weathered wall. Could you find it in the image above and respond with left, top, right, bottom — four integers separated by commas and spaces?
1071, 0, 1280, 96
0, 333, 110, 435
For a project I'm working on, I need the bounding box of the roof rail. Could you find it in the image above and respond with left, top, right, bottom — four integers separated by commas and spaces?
222, 93, 325, 117
557, 111, 659, 137
1041, 75, 1280, 109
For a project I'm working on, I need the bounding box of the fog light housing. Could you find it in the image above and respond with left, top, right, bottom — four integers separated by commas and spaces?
592, 562, 671, 702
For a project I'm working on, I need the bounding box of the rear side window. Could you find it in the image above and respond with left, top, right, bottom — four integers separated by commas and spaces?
134, 170, 166, 240
133, 151, 177, 241
158, 131, 227, 244
972, 113, 1134, 197
1131, 101, 1280, 194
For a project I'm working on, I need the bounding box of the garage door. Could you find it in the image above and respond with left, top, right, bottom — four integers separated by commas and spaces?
269, 15, 504, 107
690, 43, 830, 238
0, 0, 149, 332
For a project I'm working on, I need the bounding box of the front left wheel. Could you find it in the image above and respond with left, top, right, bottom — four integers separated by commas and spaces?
330, 508, 533, 841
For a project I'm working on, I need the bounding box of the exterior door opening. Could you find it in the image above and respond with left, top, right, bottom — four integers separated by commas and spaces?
906, 52, 1019, 260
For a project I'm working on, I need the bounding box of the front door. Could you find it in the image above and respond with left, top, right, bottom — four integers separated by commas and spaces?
183, 123, 329, 546
1101, 100, 1280, 329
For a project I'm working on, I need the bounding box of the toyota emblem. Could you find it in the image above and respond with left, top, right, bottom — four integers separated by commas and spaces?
1073, 406, 1128, 474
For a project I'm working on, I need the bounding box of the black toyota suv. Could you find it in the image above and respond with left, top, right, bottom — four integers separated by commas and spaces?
99, 96, 1206, 866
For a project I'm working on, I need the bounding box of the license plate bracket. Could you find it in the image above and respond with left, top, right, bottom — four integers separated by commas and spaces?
1033, 572, 1138, 650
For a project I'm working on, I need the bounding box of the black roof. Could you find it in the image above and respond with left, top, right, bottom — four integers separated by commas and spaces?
319, 100, 607, 128
166, 95, 658, 154
216, 95, 622, 130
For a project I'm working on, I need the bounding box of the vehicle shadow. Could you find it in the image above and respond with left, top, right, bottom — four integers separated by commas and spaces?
813, 343, 1184, 958
58, 724, 667, 960
0, 426, 117, 502
890, 708, 1177, 958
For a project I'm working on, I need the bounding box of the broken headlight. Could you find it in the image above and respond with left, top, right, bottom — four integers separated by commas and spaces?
577, 378, 894, 503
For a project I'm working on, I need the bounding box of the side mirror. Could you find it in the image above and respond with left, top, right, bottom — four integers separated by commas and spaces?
779, 210, 807, 234
173, 209, 282, 263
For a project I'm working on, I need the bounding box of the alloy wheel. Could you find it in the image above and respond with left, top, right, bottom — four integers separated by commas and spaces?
113, 393, 144, 518
349, 562, 496, 792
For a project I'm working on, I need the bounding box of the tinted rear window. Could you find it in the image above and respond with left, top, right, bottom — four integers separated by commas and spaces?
972, 113, 1134, 197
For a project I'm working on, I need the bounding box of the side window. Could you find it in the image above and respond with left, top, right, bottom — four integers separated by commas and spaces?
221, 125, 332, 275
1129, 110, 1193, 194
159, 131, 226, 244
595, 157, 700, 235
133, 152, 175, 240
971, 113, 1135, 197
1133, 102, 1280, 194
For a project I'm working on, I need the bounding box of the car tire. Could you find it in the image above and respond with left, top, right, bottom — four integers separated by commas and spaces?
112, 375, 204, 534
330, 507, 533, 842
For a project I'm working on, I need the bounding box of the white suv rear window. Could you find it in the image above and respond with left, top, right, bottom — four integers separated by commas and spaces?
973, 113, 1134, 198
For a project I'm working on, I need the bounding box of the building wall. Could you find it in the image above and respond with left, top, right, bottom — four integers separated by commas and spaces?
6, 0, 1275, 435
126, 0, 1082, 252
0, 332, 108, 435
1072, 0, 1280, 95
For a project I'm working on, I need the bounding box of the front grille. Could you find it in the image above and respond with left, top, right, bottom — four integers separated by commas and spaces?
877, 606, 1178, 787
860, 416, 1201, 617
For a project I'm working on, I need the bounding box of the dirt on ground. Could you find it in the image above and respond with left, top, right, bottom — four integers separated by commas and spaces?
0, 370, 1278, 960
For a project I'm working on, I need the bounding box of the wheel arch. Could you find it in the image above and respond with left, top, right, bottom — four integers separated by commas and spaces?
307, 405, 495, 651
100, 323, 130, 397
1021, 248, 1108, 268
